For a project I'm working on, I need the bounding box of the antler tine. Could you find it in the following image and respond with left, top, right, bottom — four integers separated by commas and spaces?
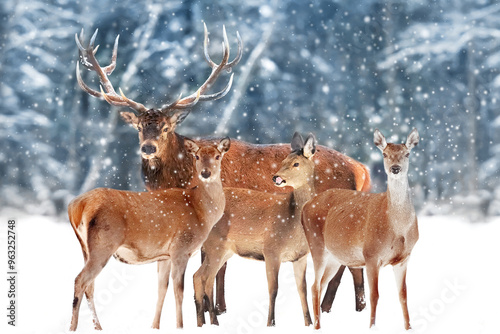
203, 23, 216, 69
160, 92, 184, 111
102, 35, 119, 76
226, 31, 243, 70
75, 28, 148, 113
76, 62, 101, 98
164, 24, 241, 111
199, 73, 234, 102
169, 89, 201, 110
203, 23, 243, 72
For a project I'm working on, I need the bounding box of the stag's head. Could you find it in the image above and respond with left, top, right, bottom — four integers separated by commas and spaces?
184, 137, 231, 183
273, 132, 317, 189
75, 25, 242, 160
374, 128, 419, 179
120, 107, 195, 159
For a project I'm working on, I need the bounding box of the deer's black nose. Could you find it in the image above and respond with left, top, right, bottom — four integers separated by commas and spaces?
201, 170, 211, 179
391, 165, 401, 174
141, 144, 157, 155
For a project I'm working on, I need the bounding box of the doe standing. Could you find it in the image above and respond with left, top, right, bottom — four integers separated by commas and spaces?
302, 128, 420, 330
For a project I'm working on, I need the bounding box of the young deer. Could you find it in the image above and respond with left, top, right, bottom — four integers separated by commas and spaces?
302, 129, 420, 330
68, 138, 230, 331
193, 133, 320, 327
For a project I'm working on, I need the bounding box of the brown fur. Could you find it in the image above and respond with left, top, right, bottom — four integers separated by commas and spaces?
193, 135, 321, 327
129, 116, 371, 315
302, 129, 420, 330
68, 139, 229, 331
140, 131, 370, 193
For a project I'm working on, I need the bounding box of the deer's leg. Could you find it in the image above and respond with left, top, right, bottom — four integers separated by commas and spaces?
206, 252, 233, 326
312, 253, 341, 330
366, 260, 381, 328
79, 248, 102, 330
292, 256, 312, 326
152, 259, 171, 329
200, 250, 210, 313
70, 222, 119, 332
70, 253, 112, 331
194, 256, 211, 327
171, 255, 189, 329
321, 265, 346, 313
264, 255, 281, 327
215, 262, 227, 315
349, 267, 366, 312
193, 270, 206, 326
84, 282, 102, 330
393, 258, 411, 330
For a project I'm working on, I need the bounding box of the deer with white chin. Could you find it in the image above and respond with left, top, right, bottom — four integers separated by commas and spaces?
302, 128, 420, 330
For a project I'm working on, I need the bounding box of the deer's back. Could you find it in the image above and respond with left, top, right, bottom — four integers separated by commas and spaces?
207, 188, 309, 262
195, 139, 368, 193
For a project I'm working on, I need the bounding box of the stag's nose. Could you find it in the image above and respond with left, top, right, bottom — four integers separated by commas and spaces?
141, 144, 157, 155
201, 170, 211, 179
391, 165, 402, 174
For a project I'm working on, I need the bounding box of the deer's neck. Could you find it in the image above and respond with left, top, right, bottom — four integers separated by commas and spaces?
142, 133, 194, 190
386, 175, 415, 232
292, 178, 316, 212
193, 177, 225, 227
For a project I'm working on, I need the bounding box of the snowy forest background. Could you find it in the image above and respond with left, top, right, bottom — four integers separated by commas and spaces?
1, 0, 500, 218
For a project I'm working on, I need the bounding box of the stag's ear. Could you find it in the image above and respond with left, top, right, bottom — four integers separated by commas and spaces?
218, 137, 231, 155
184, 138, 199, 156
291, 132, 304, 152
406, 128, 420, 151
169, 110, 191, 126
374, 129, 387, 151
303, 133, 317, 159
120, 112, 139, 129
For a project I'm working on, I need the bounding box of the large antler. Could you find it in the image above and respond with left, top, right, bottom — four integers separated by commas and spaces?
75, 25, 242, 114
75, 29, 148, 113
160, 23, 243, 111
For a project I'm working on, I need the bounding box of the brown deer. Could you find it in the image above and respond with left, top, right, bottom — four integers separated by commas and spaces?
75, 26, 369, 315
194, 132, 318, 327
302, 128, 420, 330
68, 138, 231, 331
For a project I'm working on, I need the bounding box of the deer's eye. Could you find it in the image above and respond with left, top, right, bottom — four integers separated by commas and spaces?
215, 155, 220, 160
163, 127, 169, 133
195, 155, 200, 160
383, 153, 387, 158
405, 153, 410, 158
293, 162, 299, 167
137, 126, 142, 132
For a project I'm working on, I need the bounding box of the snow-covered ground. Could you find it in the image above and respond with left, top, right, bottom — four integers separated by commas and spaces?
1, 214, 498, 334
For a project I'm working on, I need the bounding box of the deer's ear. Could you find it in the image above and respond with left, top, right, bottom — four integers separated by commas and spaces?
218, 137, 231, 155
184, 138, 199, 156
374, 129, 387, 151
120, 112, 139, 129
291, 132, 304, 152
303, 133, 317, 159
406, 128, 420, 151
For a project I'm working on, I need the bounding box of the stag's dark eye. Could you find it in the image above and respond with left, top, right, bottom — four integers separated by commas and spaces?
215, 155, 220, 160
293, 162, 299, 167
383, 153, 387, 158
196, 156, 199, 160
405, 153, 410, 157
137, 126, 142, 132
163, 127, 169, 133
